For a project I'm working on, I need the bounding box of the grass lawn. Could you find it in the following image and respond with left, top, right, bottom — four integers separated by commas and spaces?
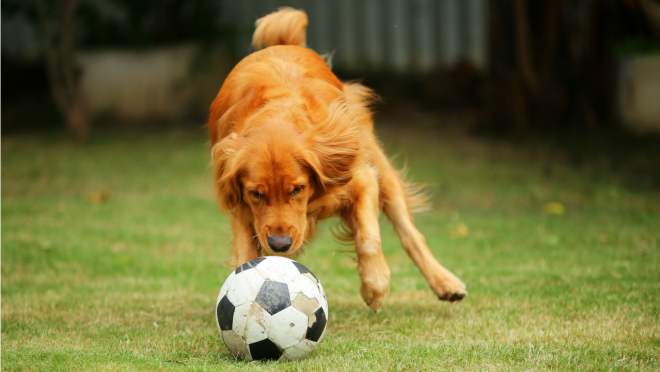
2, 122, 659, 371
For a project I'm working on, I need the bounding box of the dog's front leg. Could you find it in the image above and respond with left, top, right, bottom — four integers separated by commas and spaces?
231, 217, 261, 266
342, 169, 391, 313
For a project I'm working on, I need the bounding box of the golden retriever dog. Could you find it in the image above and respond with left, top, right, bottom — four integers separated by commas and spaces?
208, 8, 466, 312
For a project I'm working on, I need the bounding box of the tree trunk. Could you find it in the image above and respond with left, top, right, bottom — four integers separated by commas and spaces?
36, 0, 88, 140
487, 0, 615, 133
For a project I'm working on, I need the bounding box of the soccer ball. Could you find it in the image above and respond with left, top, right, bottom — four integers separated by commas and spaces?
215, 256, 328, 361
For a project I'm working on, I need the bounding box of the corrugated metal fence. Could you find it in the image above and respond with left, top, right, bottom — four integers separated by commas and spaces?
221, 0, 489, 73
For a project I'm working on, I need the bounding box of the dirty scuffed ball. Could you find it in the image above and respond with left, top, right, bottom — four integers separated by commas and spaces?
215, 256, 328, 361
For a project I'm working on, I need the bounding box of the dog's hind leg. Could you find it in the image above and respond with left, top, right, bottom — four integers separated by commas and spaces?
377, 152, 467, 302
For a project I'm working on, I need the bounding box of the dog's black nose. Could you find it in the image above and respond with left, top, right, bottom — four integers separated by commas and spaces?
268, 235, 292, 252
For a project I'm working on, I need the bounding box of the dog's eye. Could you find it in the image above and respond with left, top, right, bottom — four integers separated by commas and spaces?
249, 190, 262, 199
292, 186, 303, 196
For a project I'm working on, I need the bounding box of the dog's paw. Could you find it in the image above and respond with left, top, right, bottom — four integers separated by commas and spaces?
358, 262, 391, 313
431, 270, 467, 303
438, 290, 467, 302
360, 281, 389, 313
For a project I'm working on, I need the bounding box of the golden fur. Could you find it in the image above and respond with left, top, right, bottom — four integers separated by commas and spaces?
208, 8, 466, 311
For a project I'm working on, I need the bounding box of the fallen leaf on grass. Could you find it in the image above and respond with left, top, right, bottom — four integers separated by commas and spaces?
450, 222, 469, 237
543, 202, 565, 215
164, 360, 185, 365
86, 191, 111, 204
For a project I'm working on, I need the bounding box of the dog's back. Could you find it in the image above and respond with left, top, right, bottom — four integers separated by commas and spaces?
208, 8, 345, 145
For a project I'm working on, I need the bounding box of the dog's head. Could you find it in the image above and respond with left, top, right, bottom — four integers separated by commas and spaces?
212, 102, 361, 256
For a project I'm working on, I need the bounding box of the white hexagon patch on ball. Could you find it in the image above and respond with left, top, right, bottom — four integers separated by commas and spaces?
215, 256, 328, 361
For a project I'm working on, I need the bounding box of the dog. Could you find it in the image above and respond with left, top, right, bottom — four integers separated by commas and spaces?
208, 8, 466, 312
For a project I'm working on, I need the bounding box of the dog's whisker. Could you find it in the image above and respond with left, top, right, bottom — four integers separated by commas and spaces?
246, 234, 259, 243
299, 241, 311, 260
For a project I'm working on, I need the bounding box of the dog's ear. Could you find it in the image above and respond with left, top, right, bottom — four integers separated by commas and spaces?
300, 101, 361, 188
212, 133, 242, 212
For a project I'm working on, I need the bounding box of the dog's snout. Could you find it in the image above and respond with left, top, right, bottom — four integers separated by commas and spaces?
268, 235, 293, 252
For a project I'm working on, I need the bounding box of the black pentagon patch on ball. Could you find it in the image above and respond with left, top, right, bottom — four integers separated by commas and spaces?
235, 257, 266, 274
249, 338, 282, 361
292, 261, 318, 281
216, 296, 235, 331
306, 306, 327, 342
255, 281, 291, 315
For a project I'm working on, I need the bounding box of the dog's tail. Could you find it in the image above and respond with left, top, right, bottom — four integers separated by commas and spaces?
252, 7, 308, 50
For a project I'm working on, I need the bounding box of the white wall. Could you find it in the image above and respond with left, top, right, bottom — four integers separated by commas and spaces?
77, 44, 232, 119
618, 57, 660, 134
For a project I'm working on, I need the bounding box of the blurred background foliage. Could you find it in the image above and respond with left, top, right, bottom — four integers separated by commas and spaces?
2, 0, 229, 49
77, 0, 225, 48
